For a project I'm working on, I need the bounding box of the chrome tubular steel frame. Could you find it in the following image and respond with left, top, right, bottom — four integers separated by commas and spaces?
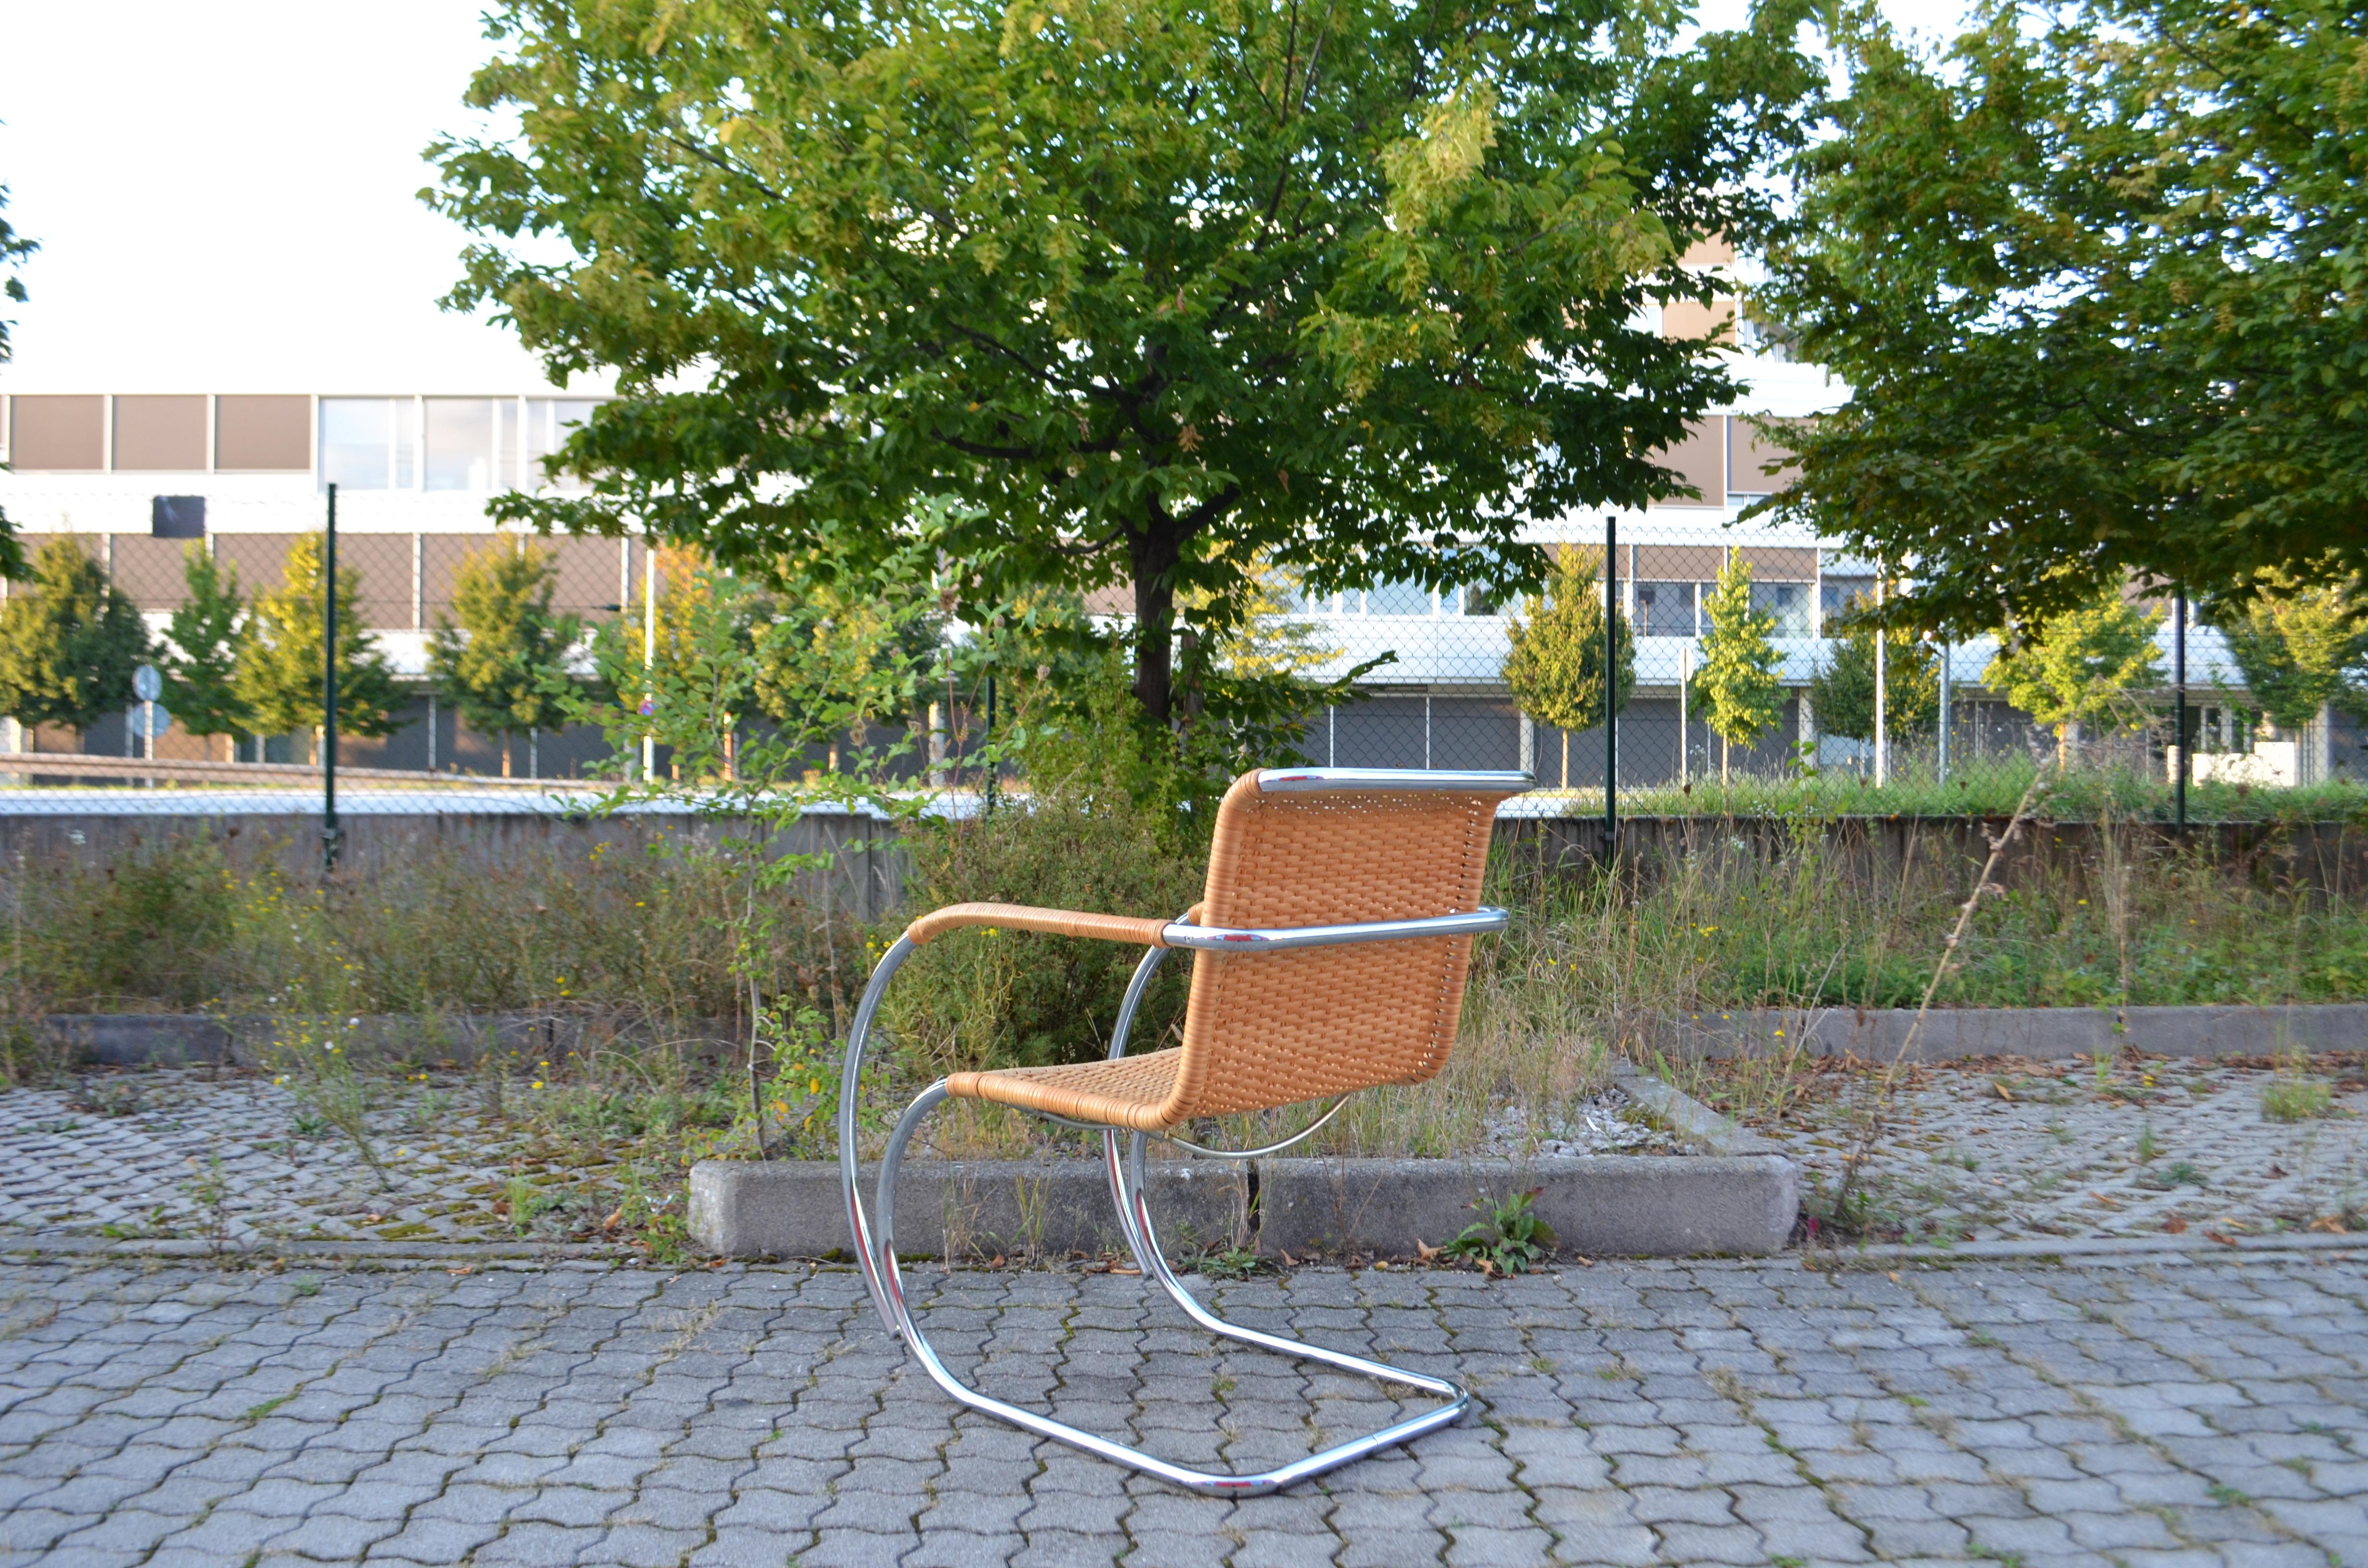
837, 910, 1494, 1494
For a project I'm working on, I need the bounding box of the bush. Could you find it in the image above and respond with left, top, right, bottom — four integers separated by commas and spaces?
882, 786, 1205, 1071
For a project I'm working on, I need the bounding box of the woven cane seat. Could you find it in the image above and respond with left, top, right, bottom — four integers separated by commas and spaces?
933, 769, 1522, 1131
946, 1049, 1184, 1132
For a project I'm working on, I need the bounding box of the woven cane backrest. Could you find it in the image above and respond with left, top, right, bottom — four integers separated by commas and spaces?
1153, 772, 1518, 1124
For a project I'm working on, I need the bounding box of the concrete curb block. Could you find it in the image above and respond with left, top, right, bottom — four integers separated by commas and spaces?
689, 1158, 1249, 1262
689, 1069, 1798, 1262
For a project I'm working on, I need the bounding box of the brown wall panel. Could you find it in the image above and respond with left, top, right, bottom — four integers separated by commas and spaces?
9, 395, 105, 470
1727, 419, 1800, 496
1737, 546, 1817, 581
112, 395, 207, 470
1679, 234, 1735, 267
420, 534, 475, 625
1631, 544, 1727, 581
549, 536, 628, 618
215, 395, 311, 471
213, 534, 298, 600
1662, 298, 1736, 343
1648, 417, 1726, 507
110, 536, 201, 611
339, 532, 417, 631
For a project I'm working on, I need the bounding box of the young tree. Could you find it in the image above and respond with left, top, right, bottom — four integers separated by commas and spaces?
0, 538, 148, 739
233, 532, 405, 760
1690, 555, 1785, 781
429, 538, 582, 777
1809, 592, 1938, 746
585, 548, 769, 783
160, 546, 250, 759
1982, 584, 2164, 762
1753, 0, 2368, 634
2212, 577, 2368, 735
1503, 547, 1633, 788
431, 0, 1818, 734
751, 543, 943, 778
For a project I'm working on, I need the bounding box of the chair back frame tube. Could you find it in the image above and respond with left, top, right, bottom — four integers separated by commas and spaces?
1160, 907, 1507, 952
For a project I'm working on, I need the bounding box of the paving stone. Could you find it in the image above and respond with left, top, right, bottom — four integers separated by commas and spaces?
0, 1248, 2360, 1568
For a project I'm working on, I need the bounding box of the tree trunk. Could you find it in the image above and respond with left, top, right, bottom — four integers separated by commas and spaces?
502, 735, 513, 779
1721, 734, 1730, 784
1129, 528, 1182, 726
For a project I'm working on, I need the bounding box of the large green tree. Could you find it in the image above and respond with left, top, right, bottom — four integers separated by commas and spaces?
0, 181, 37, 581
1752, 0, 2368, 633
233, 533, 405, 759
429, 538, 583, 777
430, 0, 1817, 729
0, 538, 149, 737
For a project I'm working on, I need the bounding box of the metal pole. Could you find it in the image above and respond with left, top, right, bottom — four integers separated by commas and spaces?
1603, 514, 1617, 857
1873, 572, 1887, 788
641, 542, 659, 781
2174, 587, 2188, 830
1678, 641, 1691, 787
1936, 637, 1950, 784
322, 483, 341, 877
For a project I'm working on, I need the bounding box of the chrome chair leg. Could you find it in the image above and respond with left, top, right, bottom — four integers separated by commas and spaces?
856, 1077, 1468, 1496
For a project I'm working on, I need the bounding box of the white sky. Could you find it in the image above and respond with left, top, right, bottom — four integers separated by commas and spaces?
0, 0, 1975, 397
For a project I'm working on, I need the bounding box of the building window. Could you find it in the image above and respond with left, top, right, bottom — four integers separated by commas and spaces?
319, 398, 416, 490
1362, 578, 1431, 616
1635, 581, 1698, 637
1752, 581, 1812, 637
425, 398, 505, 491
1820, 575, 1875, 631
523, 398, 600, 490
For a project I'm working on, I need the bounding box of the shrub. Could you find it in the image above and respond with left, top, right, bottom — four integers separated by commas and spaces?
883, 786, 1205, 1071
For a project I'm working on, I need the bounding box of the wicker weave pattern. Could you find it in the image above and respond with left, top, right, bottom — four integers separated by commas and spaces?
1157, 773, 1506, 1122
937, 770, 1518, 1131
945, 1050, 1184, 1132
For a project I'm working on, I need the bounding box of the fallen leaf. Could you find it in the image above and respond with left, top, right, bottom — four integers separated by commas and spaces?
1888, 1271, 1901, 1283
1995, 1082, 2014, 1102
705, 1258, 728, 1269
1279, 1250, 1300, 1268
1415, 1239, 1442, 1262
2268, 1164, 2288, 1178
2090, 1192, 2123, 1210
2205, 1230, 2238, 1246
1570, 1255, 1594, 1268
601, 1209, 624, 1231
446, 1266, 474, 1277
1109, 1265, 1142, 1276
2307, 1216, 2345, 1234
2162, 1217, 2188, 1234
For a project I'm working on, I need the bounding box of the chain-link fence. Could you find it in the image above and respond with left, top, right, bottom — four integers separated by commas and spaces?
1, 519, 2362, 821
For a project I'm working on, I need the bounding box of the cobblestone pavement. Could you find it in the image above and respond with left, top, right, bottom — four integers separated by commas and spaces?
1737, 1056, 2368, 1245
0, 1252, 2363, 1567
0, 1072, 641, 1250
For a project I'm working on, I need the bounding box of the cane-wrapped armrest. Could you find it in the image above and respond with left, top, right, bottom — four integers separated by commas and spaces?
902, 901, 1172, 949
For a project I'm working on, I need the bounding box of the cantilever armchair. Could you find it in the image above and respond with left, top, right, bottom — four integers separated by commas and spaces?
837, 765, 1532, 1495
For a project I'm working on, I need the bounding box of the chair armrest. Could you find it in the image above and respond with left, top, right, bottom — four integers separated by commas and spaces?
902, 901, 1174, 949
